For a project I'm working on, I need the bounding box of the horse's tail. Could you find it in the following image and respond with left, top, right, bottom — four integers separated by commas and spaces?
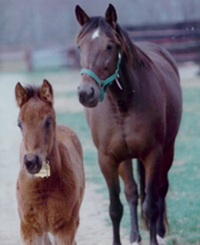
137, 160, 148, 227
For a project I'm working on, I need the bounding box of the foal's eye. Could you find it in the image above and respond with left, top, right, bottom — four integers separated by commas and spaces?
44, 118, 51, 128
106, 44, 113, 51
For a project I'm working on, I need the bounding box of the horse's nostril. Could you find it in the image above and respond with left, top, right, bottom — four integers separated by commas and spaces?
79, 91, 86, 101
91, 87, 94, 96
78, 88, 94, 103
77, 84, 99, 107
24, 154, 41, 174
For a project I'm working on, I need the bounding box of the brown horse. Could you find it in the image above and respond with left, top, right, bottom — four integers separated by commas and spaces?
75, 4, 182, 245
15, 80, 85, 245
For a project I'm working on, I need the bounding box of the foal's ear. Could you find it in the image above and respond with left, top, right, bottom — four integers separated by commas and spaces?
39, 79, 54, 105
15, 82, 28, 107
105, 4, 117, 28
75, 5, 90, 26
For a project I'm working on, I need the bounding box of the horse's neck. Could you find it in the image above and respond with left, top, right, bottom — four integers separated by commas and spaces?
120, 62, 135, 88
109, 61, 137, 99
107, 58, 150, 113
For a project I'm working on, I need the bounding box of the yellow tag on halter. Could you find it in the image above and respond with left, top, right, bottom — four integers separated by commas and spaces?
34, 160, 50, 178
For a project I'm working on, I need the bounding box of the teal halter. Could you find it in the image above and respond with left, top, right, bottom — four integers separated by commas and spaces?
80, 51, 121, 102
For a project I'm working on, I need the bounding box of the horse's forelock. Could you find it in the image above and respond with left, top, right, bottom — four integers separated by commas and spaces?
76, 17, 119, 44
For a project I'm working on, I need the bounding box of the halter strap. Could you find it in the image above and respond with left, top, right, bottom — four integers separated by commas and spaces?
80, 51, 121, 102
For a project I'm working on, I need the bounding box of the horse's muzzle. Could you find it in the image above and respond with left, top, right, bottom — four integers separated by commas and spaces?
24, 154, 42, 174
77, 83, 99, 107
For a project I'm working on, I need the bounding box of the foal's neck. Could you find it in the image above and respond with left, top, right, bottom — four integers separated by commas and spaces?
47, 136, 62, 174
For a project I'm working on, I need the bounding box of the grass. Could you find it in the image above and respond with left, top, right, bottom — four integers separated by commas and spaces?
166, 87, 200, 244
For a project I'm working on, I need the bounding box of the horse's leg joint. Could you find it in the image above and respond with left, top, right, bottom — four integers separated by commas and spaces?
142, 196, 159, 225
109, 201, 123, 223
125, 184, 139, 206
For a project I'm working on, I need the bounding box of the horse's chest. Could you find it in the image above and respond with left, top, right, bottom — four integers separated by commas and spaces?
95, 113, 150, 160
17, 178, 72, 233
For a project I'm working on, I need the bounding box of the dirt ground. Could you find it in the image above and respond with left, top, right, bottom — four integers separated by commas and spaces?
0, 63, 199, 245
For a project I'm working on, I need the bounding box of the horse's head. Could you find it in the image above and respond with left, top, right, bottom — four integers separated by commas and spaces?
75, 4, 120, 107
15, 80, 55, 175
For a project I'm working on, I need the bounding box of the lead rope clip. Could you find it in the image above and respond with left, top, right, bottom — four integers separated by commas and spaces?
115, 73, 122, 90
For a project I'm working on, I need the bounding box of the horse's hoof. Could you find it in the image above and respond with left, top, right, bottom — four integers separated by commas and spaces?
156, 235, 166, 245
131, 241, 141, 245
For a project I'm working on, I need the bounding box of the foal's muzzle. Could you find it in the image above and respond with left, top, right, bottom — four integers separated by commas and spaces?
24, 154, 42, 174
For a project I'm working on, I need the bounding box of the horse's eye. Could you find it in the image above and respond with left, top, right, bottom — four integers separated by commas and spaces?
44, 118, 51, 128
77, 46, 81, 51
106, 44, 113, 51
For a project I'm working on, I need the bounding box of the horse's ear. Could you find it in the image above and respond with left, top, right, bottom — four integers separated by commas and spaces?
15, 82, 29, 107
75, 5, 90, 26
105, 4, 117, 28
39, 79, 54, 105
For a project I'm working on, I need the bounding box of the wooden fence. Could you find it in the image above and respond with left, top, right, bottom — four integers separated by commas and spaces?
125, 20, 200, 63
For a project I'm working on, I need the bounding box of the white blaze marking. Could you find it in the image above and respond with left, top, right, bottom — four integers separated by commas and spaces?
92, 29, 99, 40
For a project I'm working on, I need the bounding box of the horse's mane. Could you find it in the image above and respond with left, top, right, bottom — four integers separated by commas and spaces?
76, 16, 152, 69
115, 24, 152, 68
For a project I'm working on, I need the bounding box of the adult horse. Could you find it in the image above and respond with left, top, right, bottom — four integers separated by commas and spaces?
15, 80, 85, 245
75, 4, 182, 245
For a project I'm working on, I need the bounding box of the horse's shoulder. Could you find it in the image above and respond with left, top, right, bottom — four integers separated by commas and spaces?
136, 41, 179, 79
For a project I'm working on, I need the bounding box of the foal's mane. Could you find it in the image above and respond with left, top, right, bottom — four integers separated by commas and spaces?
24, 85, 40, 100
76, 16, 152, 69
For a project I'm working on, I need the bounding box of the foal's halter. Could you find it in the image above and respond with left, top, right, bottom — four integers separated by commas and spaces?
80, 50, 122, 102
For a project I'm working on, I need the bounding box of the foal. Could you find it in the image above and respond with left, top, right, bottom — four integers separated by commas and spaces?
15, 80, 85, 245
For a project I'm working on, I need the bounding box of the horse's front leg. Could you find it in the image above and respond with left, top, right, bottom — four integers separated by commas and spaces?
98, 153, 123, 245
118, 160, 141, 245
52, 219, 78, 245
20, 225, 51, 245
142, 150, 162, 245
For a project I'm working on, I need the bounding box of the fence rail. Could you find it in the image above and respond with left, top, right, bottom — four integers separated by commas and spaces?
0, 20, 199, 71
124, 20, 200, 63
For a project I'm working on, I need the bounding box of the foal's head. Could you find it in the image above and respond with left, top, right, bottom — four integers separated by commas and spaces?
15, 80, 55, 175
75, 4, 121, 107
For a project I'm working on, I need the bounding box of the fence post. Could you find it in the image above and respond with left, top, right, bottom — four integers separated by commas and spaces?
25, 49, 32, 71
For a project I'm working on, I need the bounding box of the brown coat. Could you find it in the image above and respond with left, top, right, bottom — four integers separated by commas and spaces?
15, 80, 85, 245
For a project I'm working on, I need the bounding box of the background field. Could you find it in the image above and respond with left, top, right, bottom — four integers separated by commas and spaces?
0, 63, 199, 245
